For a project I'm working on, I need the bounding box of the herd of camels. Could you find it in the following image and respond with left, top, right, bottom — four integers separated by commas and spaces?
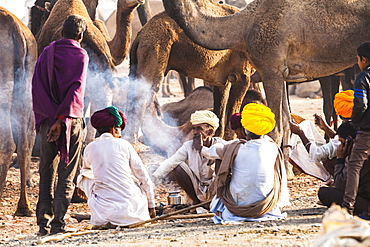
1, 0, 368, 217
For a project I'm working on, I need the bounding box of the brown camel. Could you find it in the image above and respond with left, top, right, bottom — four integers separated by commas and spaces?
124, 4, 253, 142
0, 7, 37, 216
106, 0, 197, 98
162, 86, 213, 126
35, 0, 143, 142
163, 0, 370, 161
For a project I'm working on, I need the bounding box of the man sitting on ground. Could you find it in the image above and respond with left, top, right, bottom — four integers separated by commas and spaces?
204, 103, 290, 223
289, 90, 354, 177
77, 106, 156, 229
152, 110, 225, 208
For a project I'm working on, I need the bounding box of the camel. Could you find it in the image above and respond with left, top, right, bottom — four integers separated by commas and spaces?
0, 7, 37, 216
162, 86, 213, 126
35, 0, 143, 142
162, 0, 370, 152
105, 0, 197, 98
124, 2, 253, 143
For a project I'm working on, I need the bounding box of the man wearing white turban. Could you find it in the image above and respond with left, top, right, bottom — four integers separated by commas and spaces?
152, 110, 225, 208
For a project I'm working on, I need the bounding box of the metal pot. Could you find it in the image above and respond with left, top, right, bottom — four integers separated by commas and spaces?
167, 191, 182, 205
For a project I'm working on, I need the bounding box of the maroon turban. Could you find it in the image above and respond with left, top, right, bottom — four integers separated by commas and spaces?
90, 106, 127, 129
230, 113, 242, 130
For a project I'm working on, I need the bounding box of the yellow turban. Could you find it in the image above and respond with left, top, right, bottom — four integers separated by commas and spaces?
333, 90, 354, 118
241, 103, 275, 135
190, 110, 219, 130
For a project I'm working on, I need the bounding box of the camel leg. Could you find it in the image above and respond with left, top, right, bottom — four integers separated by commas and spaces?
213, 82, 231, 138
330, 76, 340, 130
223, 74, 250, 140
262, 72, 294, 178
179, 74, 195, 97
319, 76, 333, 140
0, 102, 17, 200
14, 109, 35, 216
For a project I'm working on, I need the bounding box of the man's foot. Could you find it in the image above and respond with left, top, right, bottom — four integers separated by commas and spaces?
50, 228, 66, 235
91, 222, 117, 230
36, 228, 48, 236
195, 207, 209, 214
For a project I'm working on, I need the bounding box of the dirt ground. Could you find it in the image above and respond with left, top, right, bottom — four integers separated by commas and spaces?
0, 77, 330, 246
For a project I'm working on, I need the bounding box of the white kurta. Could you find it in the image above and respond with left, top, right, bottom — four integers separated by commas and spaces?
290, 120, 337, 181
204, 136, 289, 223
153, 137, 225, 201
77, 133, 155, 226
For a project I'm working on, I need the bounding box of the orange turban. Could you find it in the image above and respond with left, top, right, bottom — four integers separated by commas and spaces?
333, 90, 354, 118
241, 103, 275, 135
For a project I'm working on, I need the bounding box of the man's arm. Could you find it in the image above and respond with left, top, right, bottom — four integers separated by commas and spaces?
152, 144, 188, 180
314, 114, 336, 139
128, 144, 156, 209
352, 73, 369, 123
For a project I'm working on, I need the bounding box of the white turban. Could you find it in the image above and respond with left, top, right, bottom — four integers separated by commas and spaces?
190, 110, 219, 130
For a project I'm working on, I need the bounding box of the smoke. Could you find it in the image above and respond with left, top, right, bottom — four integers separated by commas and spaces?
117, 75, 187, 157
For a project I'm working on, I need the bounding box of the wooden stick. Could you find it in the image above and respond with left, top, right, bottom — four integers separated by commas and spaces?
126, 200, 212, 228
37, 231, 94, 244
164, 213, 214, 220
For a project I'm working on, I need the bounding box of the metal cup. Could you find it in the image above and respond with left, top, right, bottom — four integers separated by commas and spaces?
167, 191, 182, 205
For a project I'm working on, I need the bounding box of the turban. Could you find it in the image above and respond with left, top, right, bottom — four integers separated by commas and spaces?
230, 113, 242, 130
90, 106, 127, 129
333, 90, 354, 118
190, 110, 219, 130
241, 103, 275, 135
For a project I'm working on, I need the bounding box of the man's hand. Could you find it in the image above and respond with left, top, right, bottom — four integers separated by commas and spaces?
77, 188, 88, 200
314, 114, 328, 130
192, 133, 203, 151
148, 208, 156, 218
289, 120, 303, 135
47, 119, 62, 142
336, 138, 352, 159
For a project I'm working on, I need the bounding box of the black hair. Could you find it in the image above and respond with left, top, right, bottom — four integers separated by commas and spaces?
62, 15, 87, 40
245, 129, 261, 140
241, 89, 267, 110
357, 42, 370, 61
95, 126, 111, 136
336, 121, 357, 140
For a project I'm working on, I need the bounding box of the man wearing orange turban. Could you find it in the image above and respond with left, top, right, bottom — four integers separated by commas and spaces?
77, 106, 156, 229
333, 90, 354, 119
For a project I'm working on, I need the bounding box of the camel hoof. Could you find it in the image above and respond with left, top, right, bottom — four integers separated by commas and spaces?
14, 207, 33, 217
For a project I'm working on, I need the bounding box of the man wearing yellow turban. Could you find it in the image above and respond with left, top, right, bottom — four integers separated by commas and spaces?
201, 104, 290, 223
241, 103, 276, 136
153, 110, 225, 210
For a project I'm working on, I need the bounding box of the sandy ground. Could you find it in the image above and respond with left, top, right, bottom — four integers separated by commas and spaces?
0, 73, 330, 246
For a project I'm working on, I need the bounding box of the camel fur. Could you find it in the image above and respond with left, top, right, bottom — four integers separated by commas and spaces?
0, 7, 37, 216
124, 2, 253, 142
163, 0, 370, 155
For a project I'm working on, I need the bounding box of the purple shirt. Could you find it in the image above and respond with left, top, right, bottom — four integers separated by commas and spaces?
32, 39, 89, 161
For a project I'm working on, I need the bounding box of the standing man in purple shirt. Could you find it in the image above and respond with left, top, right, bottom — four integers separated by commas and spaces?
32, 15, 89, 235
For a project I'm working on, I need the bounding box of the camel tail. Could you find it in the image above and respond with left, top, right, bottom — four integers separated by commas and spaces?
129, 38, 140, 79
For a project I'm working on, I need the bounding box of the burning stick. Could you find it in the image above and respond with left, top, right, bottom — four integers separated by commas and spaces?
126, 200, 212, 228
37, 231, 95, 244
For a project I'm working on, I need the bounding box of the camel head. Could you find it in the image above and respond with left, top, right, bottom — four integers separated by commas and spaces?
29, 0, 51, 36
